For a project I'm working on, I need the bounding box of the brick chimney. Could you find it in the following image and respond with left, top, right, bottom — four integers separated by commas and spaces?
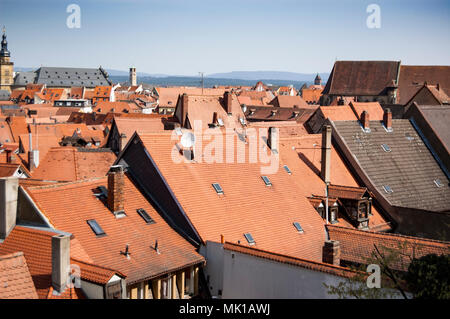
383, 108, 392, 131
119, 133, 127, 152
51, 234, 70, 293
107, 165, 124, 216
321, 125, 331, 185
322, 240, 340, 266
180, 93, 189, 127
0, 177, 18, 240
268, 127, 279, 153
224, 91, 232, 114
361, 111, 370, 131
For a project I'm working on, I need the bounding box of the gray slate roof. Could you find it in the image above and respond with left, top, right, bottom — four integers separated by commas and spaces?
35, 67, 111, 88
13, 71, 37, 86
0, 89, 10, 101
333, 119, 450, 212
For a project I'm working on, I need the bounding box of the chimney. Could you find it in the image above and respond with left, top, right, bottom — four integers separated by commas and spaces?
224, 91, 232, 114
129, 67, 137, 87
320, 125, 331, 185
212, 112, 218, 125
107, 165, 124, 216
51, 234, 70, 293
322, 240, 340, 266
267, 127, 279, 153
180, 93, 189, 127
119, 133, 127, 152
383, 108, 392, 131
28, 133, 39, 171
361, 111, 370, 131
0, 177, 19, 240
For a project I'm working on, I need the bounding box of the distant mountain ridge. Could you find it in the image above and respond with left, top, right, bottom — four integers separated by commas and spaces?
208, 71, 329, 82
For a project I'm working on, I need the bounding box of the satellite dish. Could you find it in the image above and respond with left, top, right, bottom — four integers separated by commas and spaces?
180, 132, 196, 148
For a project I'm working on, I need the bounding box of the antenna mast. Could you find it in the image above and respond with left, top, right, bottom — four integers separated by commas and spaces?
199, 72, 204, 95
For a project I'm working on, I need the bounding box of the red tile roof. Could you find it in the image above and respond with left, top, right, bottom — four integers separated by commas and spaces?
7, 116, 29, 143
269, 95, 310, 108
24, 175, 205, 284
31, 147, 117, 181
278, 134, 391, 230
327, 225, 450, 271
0, 252, 38, 299
223, 242, 358, 279
135, 132, 327, 262
397, 65, 450, 105
155, 87, 227, 107
349, 101, 384, 121
0, 226, 85, 299
0, 163, 26, 177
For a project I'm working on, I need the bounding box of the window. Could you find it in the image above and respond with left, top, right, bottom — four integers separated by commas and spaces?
87, 219, 106, 236
293, 222, 304, 233
244, 233, 255, 245
212, 183, 224, 194
381, 144, 391, 152
434, 179, 444, 187
261, 176, 272, 186
283, 165, 292, 175
95, 186, 108, 198
137, 208, 155, 224
383, 185, 393, 193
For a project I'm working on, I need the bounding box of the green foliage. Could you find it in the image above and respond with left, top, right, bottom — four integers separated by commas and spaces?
405, 254, 450, 299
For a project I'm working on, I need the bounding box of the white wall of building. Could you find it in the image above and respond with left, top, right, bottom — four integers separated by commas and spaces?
221, 248, 345, 299
199, 242, 224, 298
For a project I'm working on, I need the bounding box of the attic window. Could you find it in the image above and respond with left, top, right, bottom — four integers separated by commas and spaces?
261, 176, 272, 186
137, 208, 155, 224
434, 179, 444, 188
244, 233, 255, 245
293, 222, 304, 233
383, 185, 393, 194
87, 219, 106, 236
212, 183, 224, 194
283, 165, 292, 175
381, 144, 391, 152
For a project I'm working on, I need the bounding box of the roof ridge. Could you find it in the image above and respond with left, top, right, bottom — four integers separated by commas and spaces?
26, 176, 106, 191
223, 241, 360, 278
327, 224, 450, 245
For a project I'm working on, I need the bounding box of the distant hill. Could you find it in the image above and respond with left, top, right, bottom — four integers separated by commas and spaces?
110, 75, 313, 88
208, 71, 329, 82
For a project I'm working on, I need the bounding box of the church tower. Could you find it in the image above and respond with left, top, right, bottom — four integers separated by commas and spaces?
0, 27, 14, 92
314, 73, 321, 86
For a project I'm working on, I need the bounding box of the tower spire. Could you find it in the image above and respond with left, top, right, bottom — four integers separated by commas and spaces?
1, 26, 10, 58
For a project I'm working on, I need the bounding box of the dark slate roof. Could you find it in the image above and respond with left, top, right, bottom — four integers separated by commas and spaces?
332, 119, 450, 212
35, 67, 111, 88
0, 89, 10, 101
244, 105, 315, 122
13, 71, 37, 86
408, 104, 450, 156
397, 66, 450, 105
322, 61, 400, 96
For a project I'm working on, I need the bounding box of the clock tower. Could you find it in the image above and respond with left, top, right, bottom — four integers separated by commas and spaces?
0, 27, 14, 92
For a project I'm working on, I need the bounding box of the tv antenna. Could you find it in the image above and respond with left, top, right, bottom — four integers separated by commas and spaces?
199, 72, 204, 95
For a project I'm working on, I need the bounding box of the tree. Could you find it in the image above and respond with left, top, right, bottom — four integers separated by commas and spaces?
405, 254, 450, 299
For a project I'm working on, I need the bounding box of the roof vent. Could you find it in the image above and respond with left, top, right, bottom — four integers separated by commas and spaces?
434, 179, 444, 188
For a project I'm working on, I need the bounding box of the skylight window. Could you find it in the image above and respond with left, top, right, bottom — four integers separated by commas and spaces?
87, 219, 106, 236
381, 144, 391, 152
212, 183, 224, 194
137, 208, 155, 224
383, 185, 393, 194
283, 165, 292, 175
434, 179, 444, 188
293, 222, 304, 233
244, 233, 255, 245
261, 176, 272, 186
95, 186, 108, 198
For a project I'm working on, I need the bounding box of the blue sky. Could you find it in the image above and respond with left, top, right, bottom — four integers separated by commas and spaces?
0, 0, 449, 75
